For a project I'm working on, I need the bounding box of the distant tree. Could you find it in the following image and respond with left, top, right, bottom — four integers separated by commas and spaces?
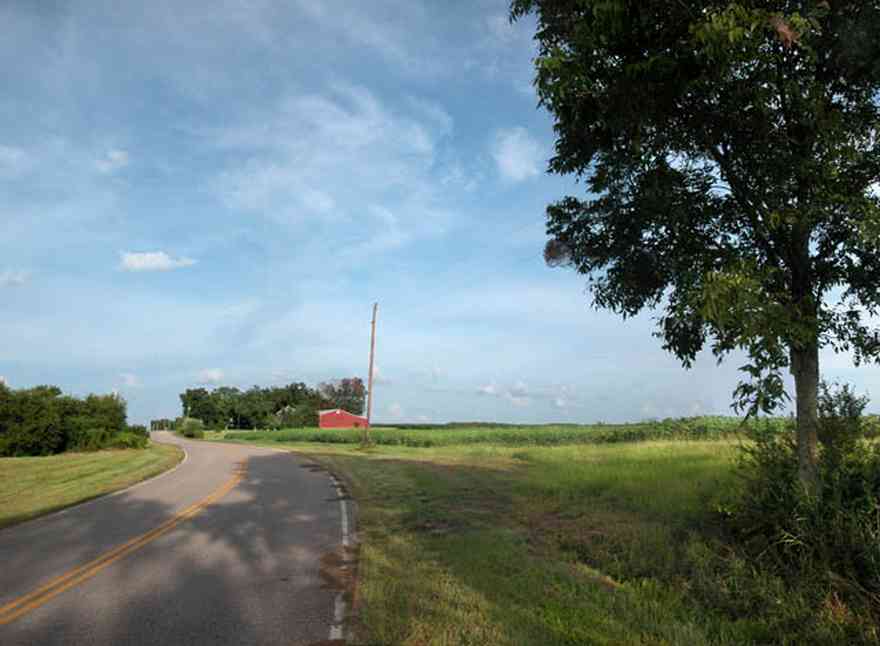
179, 388, 219, 426
512, 0, 880, 489
319, 378, 366, 415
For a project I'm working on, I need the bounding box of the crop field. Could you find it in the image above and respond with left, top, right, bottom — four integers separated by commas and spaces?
211, 420, 872, 645
221, 416, 783, 448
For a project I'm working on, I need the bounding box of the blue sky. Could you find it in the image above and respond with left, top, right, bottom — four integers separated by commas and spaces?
2, 0, 877, 425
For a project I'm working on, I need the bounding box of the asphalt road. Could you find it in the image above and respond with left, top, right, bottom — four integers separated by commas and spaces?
0, 432, 352, 645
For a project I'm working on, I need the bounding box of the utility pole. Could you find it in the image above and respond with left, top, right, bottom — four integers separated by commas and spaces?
365, 302, 378, 444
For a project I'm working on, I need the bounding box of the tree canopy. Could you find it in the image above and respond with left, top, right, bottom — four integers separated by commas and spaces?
177, 377, 365, 430
512, 0, 880, 487
0, 383, 131, 456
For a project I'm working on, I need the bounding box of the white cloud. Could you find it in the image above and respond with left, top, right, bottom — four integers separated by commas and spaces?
504, 382, 530, 407
96, 149, 130, 173
373, 364, 392, 386
554, 396, 567, 409
0, 376, 6, 386
388, 402, 404, 418
120, 251, 197, 272
0, 145, 30, 177
479, 380, 530, 406
0, 270, 29, 287
120, 373, 142, 388
208, 85, 453, 259
197, 368, 225, 385
491, 127, 544, 182
477, 383, 498, 396
509, 380, 528, 398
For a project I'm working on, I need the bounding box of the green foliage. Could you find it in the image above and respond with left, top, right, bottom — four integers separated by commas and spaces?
127, 424, 148, 437
511, 0, 880, 420
718, 384, 880, 635
105, 431, 149, 450
149, 418, 174, 431
178, 380, 341, 429
318, 377, 366, 415
176, 417, 205, 439
0, 384, 129, 456
225, 416, 767, 448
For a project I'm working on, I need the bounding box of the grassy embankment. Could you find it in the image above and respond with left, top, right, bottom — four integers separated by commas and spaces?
215, 418, 876, 644
0, 442, 183, 529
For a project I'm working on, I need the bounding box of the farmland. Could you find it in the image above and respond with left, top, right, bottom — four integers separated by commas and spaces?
212, 418, 876, 645
221, 416, 782, 448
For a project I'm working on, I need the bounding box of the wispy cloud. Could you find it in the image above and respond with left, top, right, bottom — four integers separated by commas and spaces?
120, 251, 197, 272
95, 149, 130, 174
120, 373, 142, 388
0, 145, 30, 177
491, 127, 544, 182
388, 402, 404, 418
197, 368, 225, 385
208, 84, 454, 256
477, 383, 498, 396
0, 270, 29, 287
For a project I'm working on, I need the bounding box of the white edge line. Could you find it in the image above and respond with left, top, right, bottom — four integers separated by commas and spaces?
0, 433, 189, 532
329, 474, 351, 642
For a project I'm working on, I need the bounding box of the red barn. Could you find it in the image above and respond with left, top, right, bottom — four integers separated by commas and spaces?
318, 409, 369, 429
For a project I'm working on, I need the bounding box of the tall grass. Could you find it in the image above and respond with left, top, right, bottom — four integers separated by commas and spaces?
224, 416, 781, 448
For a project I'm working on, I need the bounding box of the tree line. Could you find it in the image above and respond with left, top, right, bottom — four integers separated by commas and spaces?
0, 382, 146, 456
171, 378, 365, 430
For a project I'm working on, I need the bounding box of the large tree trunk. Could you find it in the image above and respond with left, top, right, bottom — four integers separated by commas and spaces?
791, 344, 820, 492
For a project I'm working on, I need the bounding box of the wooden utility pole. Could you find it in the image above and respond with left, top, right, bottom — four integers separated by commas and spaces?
365, 302, 378, 444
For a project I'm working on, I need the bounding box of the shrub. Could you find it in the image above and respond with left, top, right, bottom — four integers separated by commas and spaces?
720, 382, 880, 635
127, 424, 148, 437
106, 431, 149, 449
0, 385, 129, 456
68, 429, 114, 452
177, 417, 205, 438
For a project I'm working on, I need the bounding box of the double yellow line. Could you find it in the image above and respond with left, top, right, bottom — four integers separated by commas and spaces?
0, 460, 247, 626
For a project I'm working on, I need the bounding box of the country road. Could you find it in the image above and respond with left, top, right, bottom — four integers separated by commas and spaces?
0, 432, 353, 645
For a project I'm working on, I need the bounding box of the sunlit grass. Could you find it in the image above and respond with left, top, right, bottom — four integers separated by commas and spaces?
216, 434, 751, 644
0, 443, 183, 529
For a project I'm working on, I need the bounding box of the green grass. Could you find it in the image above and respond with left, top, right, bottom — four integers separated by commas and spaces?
209, 427, 872, 643
0, 442, 183, 529
211, 433, 750, 644
222, 416, 774, 448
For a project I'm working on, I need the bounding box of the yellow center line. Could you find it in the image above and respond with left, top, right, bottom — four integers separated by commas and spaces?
0, 460, 248, 626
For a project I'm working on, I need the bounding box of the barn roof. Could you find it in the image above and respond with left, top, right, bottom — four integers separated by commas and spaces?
318, 408, 367, 418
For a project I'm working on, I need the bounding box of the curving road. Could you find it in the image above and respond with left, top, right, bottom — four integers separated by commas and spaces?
0, 432, 352, 645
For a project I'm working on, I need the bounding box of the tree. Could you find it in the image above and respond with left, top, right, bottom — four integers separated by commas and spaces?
319, 378, 366, 415
511, 1, 880, 489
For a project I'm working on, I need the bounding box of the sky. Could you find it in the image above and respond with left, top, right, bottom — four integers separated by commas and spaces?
2, 0, 878, 425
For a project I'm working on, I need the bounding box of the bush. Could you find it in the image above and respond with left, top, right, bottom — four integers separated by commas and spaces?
177, 417, 205, 439
0, 385, 130, 456
719, 382, 880, 638
68, 428, 114, 452
106, 431, 149, 449
127, 424, 148, 437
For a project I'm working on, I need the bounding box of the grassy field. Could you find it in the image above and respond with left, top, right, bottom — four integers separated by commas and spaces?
0, 442, 183, 529
211, 422, 877, 644
212, 430, 744, 644
222, 416, 776, 448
